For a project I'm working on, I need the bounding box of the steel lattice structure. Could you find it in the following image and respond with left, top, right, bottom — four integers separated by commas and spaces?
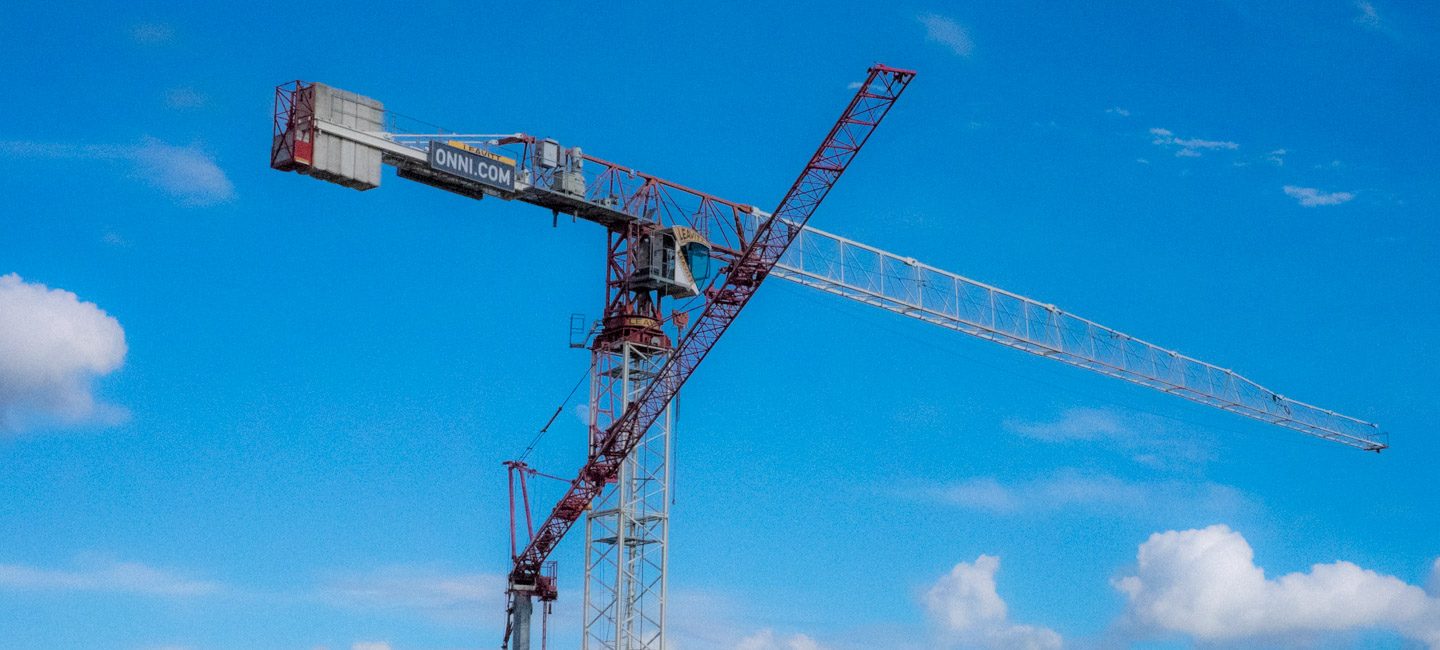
583, 341, 672, 650
506, 65, 916, 630
268, 61, 1387, 650
773, 226, 1387, 451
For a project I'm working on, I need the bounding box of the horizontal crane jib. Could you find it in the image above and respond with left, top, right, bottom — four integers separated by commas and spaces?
769, 224, 1387, 451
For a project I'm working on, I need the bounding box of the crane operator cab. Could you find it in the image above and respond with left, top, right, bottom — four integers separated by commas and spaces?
631, 226, 712, 299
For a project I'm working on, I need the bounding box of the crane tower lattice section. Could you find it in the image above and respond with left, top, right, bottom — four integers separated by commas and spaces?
584, 342, 672, 650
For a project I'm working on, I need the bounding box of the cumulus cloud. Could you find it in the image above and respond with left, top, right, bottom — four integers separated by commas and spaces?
1106, 107, 1131, 117
1116, 525, 1440, 647
1149, 127, 1239, 158
932, 472, 1251, 517
1283, 185, 1355, 207
925, 556, 1061, 650
0, 274, 127, 432
0, 138, 234, 206
0, 557, 219, 596
918, 13, 974, 57
318, 566, 506, 626
351, 643, 392, 650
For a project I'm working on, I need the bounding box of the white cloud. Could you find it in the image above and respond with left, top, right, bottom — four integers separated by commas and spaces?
0, 557, 219, 596
931, 472, 1251, 517
667, 589, 783, 650
1006, 407, 1214, 468
1354, 1, 1383, 29
1106, 107, 1131, 117
0, 274, 127, 432
0, 138, 234, 206
351, 643, 392, 650
128, 139, 235, 205
163, 87, 210, 111
1116, 525, 1440, 648
319, 566, 506, 626
937, 478, 1021, 512
1172, 137, 1238, 150
846, 81, 863, 90
1149, 127, 1239, 158
102, 229, 130, 247
1283, 185, 1354, 207
733, 629, 824, 650
1008, 407, 1126, 442
925, 556, 1061, 650
1352, 3, 1400, 40
918, 13, 974, 57
129, 22, 174, 46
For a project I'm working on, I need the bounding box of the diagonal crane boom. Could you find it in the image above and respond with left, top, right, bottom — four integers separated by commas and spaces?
503, 64, 915, 638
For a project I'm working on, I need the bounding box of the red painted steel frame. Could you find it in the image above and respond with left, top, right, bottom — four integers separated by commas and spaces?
505, 65, 916, 604
271, 81, 314, 171
503, 461, 558, 649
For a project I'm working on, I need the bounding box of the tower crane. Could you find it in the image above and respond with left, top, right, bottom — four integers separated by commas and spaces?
269, 64, 1387, 650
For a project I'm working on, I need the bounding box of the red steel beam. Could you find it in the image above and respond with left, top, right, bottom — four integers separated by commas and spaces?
506, 64, 916, 599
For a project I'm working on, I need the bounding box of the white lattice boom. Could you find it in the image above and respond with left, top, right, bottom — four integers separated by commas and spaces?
772, 224, 1387, 451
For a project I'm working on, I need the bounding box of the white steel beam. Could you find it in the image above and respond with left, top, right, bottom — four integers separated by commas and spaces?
771, 224, 1387, 451
584, 342, 670, 650
299, 118, 1385, 452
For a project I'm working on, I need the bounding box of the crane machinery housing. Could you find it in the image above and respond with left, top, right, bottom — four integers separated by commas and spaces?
269, 64, 1388, 650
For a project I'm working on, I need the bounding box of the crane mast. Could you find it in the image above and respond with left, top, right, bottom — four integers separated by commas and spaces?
269, 62, 1385, 650
508, 65, 915, 650
271, 65, 916, 650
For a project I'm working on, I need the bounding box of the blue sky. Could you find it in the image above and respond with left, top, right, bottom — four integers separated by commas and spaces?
1, 2, 1438, 649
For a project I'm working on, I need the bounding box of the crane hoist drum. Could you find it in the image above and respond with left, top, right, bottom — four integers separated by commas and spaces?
630, 226, 712, 299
